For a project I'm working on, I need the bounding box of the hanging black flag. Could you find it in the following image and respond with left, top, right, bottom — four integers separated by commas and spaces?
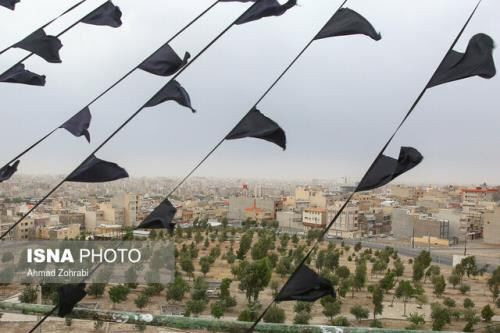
0, 0, 19, 10
0, 63, 46, 86
57, 283, 87, 317
235, 0, 296, 25
66, 155, 129, 183
226, 107, 286, 150
357, 147, 423, 192
0, 161, 19, 183
428, 33, 496, 88
137, 199, 177, 231
276, 265, 335, 302
81, 1, 122, 28
315, 8, 381, 41
139, 45, 190, 77
60, 107, 92, 143
145, 80, 196, 112
14, 29, 63, 63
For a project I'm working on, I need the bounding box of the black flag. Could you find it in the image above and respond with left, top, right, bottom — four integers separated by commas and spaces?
81, 1, 122, 28
315, 8, 381, 41
137, 199, 177, 231
428, 33, 496, 88
226, 107, 286, 150
14, 29, 63, 63
139, 45, 190, 77
145, 80, 196, 112
0, 161, 19, 183
66, 155, 129, 183
276, 265, 336, 302
0, 63, 46, 86
57, 284, 87, 317
60, 107, 92, 143
357, 147, 423, 192
0, 0, 19, 10
236, 0, 296, 25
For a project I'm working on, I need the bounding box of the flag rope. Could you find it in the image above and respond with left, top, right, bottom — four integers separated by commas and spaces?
0, 0, 88, 55
247, 1, 483, 331
1, 0, 220, 168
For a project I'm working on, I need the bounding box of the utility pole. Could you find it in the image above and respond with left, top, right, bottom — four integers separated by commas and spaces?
427, 232, 431, 253
37, 284, 42, 333
412, 228, 415, 249
464, 233, 468, 256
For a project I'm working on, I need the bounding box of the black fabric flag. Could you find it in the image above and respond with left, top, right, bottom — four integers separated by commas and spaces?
81, 1, 122, 28
57, 284, 87, 317
145, 80, 196, 112
137, 199, 177, 231
0, 63, 46, 86
428, 33, 496, 88
236, 0, 296, 25
60, 107, 92, 143
226, 107, 286, 150
139, 45, 190, 77
276, 265, 335, 302
315, 8, 381, 41
357, 147, 423, 192
0, 0, 19, 10
0, 161, 19, 183
66, 155, 129, 183
14, 29, 62, 63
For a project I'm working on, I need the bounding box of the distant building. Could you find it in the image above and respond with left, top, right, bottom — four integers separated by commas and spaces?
37, 223, 80, 240
327, 203, 361, 239
276, 211, 303, 232
227, 196, 276, 222
483, 206, 500, 245
302, 208, 327, 231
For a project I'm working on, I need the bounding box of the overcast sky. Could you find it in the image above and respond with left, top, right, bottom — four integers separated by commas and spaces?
0, 0, 499, 185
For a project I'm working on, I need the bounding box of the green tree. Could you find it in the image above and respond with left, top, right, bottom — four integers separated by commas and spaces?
210, 300, 226, 319
488, 266, 500, 302
393, 258, 405, 279
464, 309, 480, 332
294, 311, 312, 325
431, 302, 451, 331
320, 296, 341, 320
371, 285, 384, 319
331, 316, 350, 327
432, 275, 446, 297
19, 286, 37, 303
263, 305, 286, 323
407, 312, 425, 330
108, 285, 130, 308
200, 256, 211, 277
166, 276, 190, 301
379, 271, 396, 293
413, 251, 432, 282
443, 297, 456, 308
448, 273, 461, 289
464, 298, 475, 309
350, 305, 369, 322
353, 260, 367, 292
459, 284, 471, 295
88, 283, 105, 298
186, 299, 206, 317
192, 277, 208, 301
481, 304, 495, 322
395, 280, 416, 316
179, 254, 195, 279
134, 293, 149, 311
238, 258, 272, 302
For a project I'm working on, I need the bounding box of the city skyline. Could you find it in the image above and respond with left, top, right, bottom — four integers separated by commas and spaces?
0, 0, 499, 184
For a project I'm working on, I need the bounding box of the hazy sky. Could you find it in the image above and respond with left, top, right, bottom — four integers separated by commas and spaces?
0, 0, 499, 185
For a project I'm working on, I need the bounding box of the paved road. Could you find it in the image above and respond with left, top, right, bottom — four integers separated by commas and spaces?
330, 238, 497, 272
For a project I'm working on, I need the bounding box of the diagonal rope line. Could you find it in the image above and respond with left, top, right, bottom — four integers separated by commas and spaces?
0, 0, 88, 55
166, 0, 348, 199
0, 0, 258, 242
247, 1, 484, 332
2, 0, 220, 168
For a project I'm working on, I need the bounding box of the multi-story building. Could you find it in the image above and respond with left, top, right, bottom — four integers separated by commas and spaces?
276, 211, 303, 232
37, 223, 80, 240
484, 206, 500, 245
327, 202, 361, 239
302, 208, 327, 231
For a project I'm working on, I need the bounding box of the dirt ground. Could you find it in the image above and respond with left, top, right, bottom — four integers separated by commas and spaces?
1, 233, 499, 332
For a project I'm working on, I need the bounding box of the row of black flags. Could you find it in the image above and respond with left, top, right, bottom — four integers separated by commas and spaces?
0, 0, 496, 332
